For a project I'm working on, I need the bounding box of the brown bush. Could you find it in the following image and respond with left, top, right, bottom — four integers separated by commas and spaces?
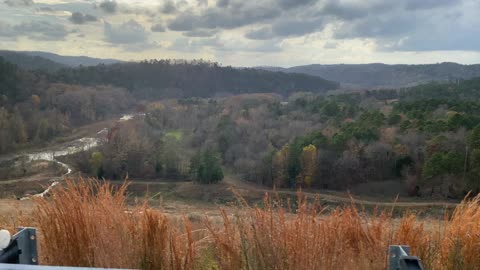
3, 178, 480, 269
33, 179, 202, 269
207, 195, 433, 269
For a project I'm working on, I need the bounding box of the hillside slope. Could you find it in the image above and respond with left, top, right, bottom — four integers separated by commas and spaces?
0, 50, 66, 72
260, 62, 480, 89
51, 60, 340, 98
0, 50, 121, 69
24, 51, 121, 67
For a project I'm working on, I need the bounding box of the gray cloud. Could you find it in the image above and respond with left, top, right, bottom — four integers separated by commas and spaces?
272, 18, 324, 36
384, 20, 480, 52
246, 18, 324, 40
169, 37, 221, 52
13, 21, 68, 40
36, 7, 54, 12
120, 5, 156, 17
323, 41, 338, 49
278, 0, 316, 9
168, 1, 281, 31
222, 39, 282, 53
323, 0, 480, 52
0, 21, 15, 38
405, 0, 457, 10
2, 0, 479, 57
238, 0, 464, 44
183, 29, 217, 37
99, 0, 117, 13
151, 23, 166, 32
4, 0, 33, 6
320, 1, 371, 20
216, 0, 229, 8
36, 2, 97, 15
197, 0, 207, 7
160, 0, 176, 14
167, 14, 195, 31
170, 35, 282, 53
334, 14, 416, 39
245, 27, 271, 40
70, 12, 97, 24
104, 19, 148, 44
123, 41, 160, 52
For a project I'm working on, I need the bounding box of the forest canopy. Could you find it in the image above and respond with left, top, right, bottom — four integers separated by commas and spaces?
49, 60, 339, 99
4, 55, 480, 198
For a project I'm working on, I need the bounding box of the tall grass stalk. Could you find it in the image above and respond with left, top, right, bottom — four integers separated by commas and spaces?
33, 178, 201, 269
4, 178, 478, 269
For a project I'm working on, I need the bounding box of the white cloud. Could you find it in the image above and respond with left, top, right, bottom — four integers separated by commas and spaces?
1, 0, 480, 67
104, 19, 147, 44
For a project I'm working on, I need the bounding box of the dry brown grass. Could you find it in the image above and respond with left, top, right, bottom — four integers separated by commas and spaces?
2, 178, 480, 269
33, 179, 205, 269
206, 194, 435, 270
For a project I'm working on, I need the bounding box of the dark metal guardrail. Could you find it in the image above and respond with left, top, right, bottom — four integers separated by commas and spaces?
0, 228, 130, 269
388, 245, 425, 270
1, 228, 425, 270
0, 265, 130, 270
0, 228, 37, 265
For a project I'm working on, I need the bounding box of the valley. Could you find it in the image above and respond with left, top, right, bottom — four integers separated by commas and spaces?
0, 103, 460, 216
2, 0, 480, 267
1, 52, 479, 269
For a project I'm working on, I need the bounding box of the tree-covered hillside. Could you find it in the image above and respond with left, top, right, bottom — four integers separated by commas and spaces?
68, 78, 480, 199
261, 63, 480, 89
4, 54, 480, 199
0, 50, 66, 72
0, 57, 337, 155
0, 57, 131, 154
50, 60, 339, 98
0, 50, 121, 69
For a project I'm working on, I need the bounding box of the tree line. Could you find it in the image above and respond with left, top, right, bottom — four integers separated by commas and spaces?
5, 54, 480, 197
0, 57, 131, 154
48, 60, 339, 99
75, 78, 480, 198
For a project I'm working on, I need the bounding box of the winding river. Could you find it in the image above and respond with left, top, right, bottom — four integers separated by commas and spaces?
0, 113, 143, 199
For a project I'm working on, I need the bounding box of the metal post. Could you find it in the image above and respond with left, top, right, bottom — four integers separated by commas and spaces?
388, 245, 424, 270
0, 228, 38, 265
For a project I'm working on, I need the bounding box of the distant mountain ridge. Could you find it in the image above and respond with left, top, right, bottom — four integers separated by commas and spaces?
51, 60, 339, 98
0, 51, 338, 98
0, 50, 66, 72
259, 63, 480, 89
24, 51, 122, 67
0, 50, 122, 70
5, 49, 480, 91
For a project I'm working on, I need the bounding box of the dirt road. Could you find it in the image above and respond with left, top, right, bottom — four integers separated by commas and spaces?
222, 176, 459, 208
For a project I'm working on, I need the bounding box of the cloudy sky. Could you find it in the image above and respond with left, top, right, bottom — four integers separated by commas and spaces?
0, 0, 479, 67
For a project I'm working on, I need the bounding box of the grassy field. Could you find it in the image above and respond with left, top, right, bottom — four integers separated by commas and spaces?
165, 130, 183, 141
1, 178, 479, 269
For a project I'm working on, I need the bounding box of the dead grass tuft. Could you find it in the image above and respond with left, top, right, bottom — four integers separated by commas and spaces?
33, 178, 201, 269
1, 179, 480, 269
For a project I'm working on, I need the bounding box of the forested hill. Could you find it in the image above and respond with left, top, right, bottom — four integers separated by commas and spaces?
50, 60, 339, 98
23, 51, 121, 67
0, 56, 132, 155
0, 50, 121, 68
0, 50, 66, 72
260, 62, 480, 89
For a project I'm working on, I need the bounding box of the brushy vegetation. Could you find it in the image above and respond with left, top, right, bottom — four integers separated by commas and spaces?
63, 79, 480, 200
3, 178, 480, 269
33, 179, 205, 269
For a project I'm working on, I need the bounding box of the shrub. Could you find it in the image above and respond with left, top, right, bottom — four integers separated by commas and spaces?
2, 178, 480, 269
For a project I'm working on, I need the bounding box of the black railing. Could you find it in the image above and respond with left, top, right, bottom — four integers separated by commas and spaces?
388, 245, 425, 270
0, 228, 37, 265
1, 228, 425, 269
